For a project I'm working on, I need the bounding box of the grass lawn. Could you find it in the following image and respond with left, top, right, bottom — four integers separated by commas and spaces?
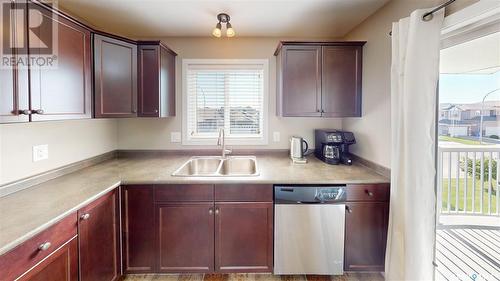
439, 136, 482, 145
441, 178, 498, 214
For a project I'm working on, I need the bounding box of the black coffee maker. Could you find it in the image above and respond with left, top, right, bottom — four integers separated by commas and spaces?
314, 129, 356, 165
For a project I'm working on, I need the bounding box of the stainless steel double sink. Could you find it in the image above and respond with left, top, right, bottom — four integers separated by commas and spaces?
172, 156, 259, 177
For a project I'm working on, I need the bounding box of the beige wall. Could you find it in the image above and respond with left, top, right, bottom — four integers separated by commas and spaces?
341, 0, 478, 168
0, 119, 117, 185
118, 37, 342, 150
1, 0, 481, 185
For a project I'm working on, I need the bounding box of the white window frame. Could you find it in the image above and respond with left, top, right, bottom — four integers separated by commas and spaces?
182, 59, 269, 146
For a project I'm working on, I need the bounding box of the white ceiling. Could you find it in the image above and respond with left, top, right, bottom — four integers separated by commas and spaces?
441, 32, 500, 74
58, 0, 389, 38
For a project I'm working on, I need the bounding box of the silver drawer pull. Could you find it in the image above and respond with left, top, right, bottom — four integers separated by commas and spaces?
209, 208, 213, 215
80, 213, 90, 220
345, 206, 352, 213
365, 190, 374, 197
32, 109, 44, 114
38, 242, 51, 251
215, 208, 220, 215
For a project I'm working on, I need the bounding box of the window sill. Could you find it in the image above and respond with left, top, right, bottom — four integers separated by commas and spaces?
182, 137, 268, 146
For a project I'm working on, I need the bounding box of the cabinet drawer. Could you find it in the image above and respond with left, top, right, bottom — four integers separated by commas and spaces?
0, 213, 77, 281
155, 184, 214, 202
215, 184, 273, 202
346, 184, 390, 202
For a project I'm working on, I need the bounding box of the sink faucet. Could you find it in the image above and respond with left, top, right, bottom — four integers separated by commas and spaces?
217, 128, 232, 158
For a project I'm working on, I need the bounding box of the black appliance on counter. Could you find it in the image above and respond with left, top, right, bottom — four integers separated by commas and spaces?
314, 129, 356, 165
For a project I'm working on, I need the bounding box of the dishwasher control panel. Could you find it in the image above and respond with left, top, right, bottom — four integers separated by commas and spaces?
274, 185, 346, 204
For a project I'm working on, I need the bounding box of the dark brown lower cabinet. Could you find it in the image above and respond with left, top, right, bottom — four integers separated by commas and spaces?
121, 184, 273, 274
78, 189, 121, 281
122, 186, 155, 273
344, 202, 389, 272
18, 237, 78, 281
157, 203, 215, 273
215, 202, 273, 273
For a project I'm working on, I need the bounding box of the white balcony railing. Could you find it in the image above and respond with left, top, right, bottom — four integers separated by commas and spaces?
437, 145, 500, 216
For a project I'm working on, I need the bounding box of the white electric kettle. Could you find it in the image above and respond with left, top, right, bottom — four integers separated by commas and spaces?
290, 136, 309, 160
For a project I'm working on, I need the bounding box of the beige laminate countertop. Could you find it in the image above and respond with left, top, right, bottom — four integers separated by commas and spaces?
0, 153, 388, 255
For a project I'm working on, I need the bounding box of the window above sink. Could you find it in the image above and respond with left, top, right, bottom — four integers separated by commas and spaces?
182, 59, 269, 145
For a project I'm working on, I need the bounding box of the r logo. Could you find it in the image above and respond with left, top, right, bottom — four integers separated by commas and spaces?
2, 1, 56, 55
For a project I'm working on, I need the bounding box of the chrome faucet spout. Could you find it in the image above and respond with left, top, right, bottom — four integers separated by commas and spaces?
217, 128, 231, 158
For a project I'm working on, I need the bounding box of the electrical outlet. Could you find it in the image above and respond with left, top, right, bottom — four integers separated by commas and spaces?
33, 144, 48, 162
273, 132, 280, 142
171, 132, 181, 143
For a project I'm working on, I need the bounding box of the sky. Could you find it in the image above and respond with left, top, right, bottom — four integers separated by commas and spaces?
439, 71, 500, 104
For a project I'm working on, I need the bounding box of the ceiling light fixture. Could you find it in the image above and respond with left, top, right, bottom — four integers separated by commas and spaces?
212, 13, 235, 38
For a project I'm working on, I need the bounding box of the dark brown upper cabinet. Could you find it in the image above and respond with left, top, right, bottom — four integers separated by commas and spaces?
29, 5, 92, 121
275, 42, 365, 117
78, 189, 121, 281
0, 0, 29, 123
137, 41, 177, 117
1, 1, 92, 123
276, 45, 322, 117
94, 33, 138, 118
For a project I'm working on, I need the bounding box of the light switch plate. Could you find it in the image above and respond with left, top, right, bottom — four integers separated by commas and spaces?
33, 144, 48, 162
171, 132, 181, 143
273, 132, 280, 142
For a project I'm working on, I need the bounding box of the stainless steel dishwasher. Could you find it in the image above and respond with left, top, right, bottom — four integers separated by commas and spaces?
274, 185, 346, 275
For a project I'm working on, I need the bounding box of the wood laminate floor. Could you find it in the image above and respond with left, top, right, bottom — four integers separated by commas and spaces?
123, 273, 385, 281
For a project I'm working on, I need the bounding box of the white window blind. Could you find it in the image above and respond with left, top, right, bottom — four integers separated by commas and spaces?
184, 60, 267, 144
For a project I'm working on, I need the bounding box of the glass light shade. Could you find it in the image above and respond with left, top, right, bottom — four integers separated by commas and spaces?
212, 23, 222, 37
226, 25, 235, 37
212, 27, 222, 37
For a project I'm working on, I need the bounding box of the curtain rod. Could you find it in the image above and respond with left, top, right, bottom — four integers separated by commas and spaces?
388, 0, 456, 36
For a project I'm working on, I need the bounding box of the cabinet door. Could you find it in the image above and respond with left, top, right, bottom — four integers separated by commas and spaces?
157, 203, 214, 273
215, 202, 273, 273
138, 45, 160, 117
78, 189, 120, 281
122, 185, 155, 273
94, 34, 137, 118
138, 44, 176, 117
29, 4, 92, 121
279, 46, 322, 117
344, 202, 389, 271
18, 237, 78, 281
160, 47, 176, 117
321, 46, 362, 117
0, 0, 29, 123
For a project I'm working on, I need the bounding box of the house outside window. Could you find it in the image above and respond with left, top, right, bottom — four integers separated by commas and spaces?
182, 59, 269, 145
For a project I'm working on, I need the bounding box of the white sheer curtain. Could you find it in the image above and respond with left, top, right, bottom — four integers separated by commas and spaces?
386, 8, 444, 281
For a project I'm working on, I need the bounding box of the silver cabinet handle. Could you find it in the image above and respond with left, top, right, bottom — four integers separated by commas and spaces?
154, 109, 159, 113
32, 109, 44, 114
345, 206, 352, 213
365, 190, 374, 197
215, 208, 220, 215
209, 208, 213, 215
80, 213, 90, 220
38, 242, 51, 251
19, 109, 32, 115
